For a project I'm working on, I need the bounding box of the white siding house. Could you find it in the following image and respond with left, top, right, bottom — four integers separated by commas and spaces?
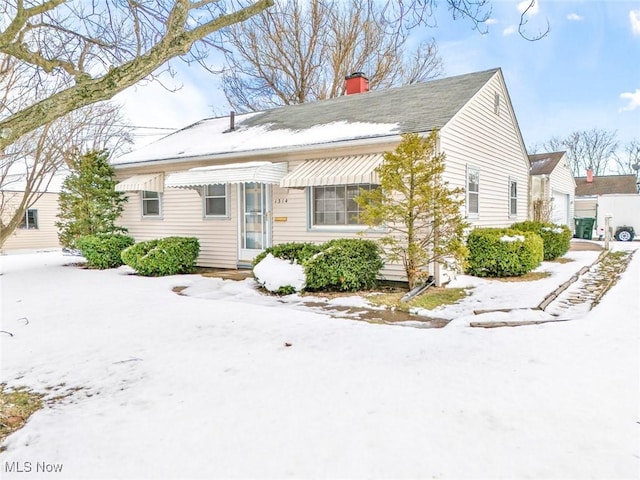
528, 151, 576, 229
1, 174, 64, 253
113, 68, 530, 284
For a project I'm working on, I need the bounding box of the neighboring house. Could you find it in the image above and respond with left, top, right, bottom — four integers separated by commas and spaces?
113, 68, 531, 284
528, 151, 576, 228
0, 174, 65, 252
574, 171, 639, 240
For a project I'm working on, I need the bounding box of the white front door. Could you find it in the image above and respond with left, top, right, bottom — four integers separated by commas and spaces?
239, 182, 271, 262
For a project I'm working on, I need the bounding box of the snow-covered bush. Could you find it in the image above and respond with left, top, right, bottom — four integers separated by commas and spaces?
76, 234, 134, 269
252, 242, 322, 268
466, 228, 543, 277
304, 238, 383, 291
511, 221, 571, 261
253, 254, 306, 294
121, 237, 200, 276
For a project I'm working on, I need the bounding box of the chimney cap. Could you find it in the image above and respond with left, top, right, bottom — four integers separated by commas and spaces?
346, 71, 368, 80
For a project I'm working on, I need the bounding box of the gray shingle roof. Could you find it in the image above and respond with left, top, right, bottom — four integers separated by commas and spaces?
241, 68, 500, 133
528, 151, 566, 175
575, 175, 638, 195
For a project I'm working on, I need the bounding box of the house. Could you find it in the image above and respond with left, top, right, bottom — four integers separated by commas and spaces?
112, 68, 531, 284
574, 171, 639, 240
528, 151, 576, 228
0, 174, 64, 252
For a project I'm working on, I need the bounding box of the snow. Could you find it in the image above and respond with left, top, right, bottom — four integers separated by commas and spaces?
113, 117, 400, 165
500, 234, 525, 242
252, 253, 306, 292
1, 244, 638, 479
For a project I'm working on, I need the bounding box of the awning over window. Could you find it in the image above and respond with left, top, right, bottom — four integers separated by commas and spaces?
165, 162, 288, 188
280, 154, 383, 188
114, 173, 164, 192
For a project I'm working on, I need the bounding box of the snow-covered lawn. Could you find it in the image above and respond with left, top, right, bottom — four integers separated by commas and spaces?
1, 245, 638, 479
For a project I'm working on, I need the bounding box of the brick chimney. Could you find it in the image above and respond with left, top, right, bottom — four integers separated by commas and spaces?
586, 167, 594, 183
345, 72, 369, 95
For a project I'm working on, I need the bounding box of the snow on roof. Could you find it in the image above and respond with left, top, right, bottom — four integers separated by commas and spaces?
113, 117, 400, 166
1, 172, 67, 193
113, 68, 501, 166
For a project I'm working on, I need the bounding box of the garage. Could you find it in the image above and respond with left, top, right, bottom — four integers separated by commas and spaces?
552, 190, 570, 226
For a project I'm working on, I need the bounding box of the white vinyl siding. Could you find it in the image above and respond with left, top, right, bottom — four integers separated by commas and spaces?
440, 71, 529, 228
547, 158, 575, 229
1, 192, 61, 252
119, 173, 238, 269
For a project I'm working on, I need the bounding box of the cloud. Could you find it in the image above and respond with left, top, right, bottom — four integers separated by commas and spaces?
485, 18, 499, 25
517, 0, 539, 15
631, 10, 640, 36
567, 13, 583, 21
503, 25, 517, 36
620, 89, 640, 112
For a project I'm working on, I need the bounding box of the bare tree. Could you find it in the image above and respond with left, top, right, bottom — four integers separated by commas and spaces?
220, 0, 445, 111
541, 129, 619, 177
615, 139, 640, 190
0, 0, 276, 152
0, 102, 131, 247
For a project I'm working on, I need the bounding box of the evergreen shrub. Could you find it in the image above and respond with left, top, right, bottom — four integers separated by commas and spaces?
76, 234, 134, 269
121, 237, 200, 276
510, 221, 571, 261
304, 238, 383, 291
466, 228, 543, 277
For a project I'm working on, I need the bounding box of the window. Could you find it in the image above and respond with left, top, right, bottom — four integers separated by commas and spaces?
509, 179, 518, 217
467, 167, 479, 217
142, 191, 161, 217
204, 184, 227, 217
19, 209, 38, 229
494, 92, 501, 115
312, 184, 376, 226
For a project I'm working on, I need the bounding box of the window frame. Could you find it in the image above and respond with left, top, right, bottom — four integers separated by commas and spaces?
203, 184, 229, 219
19, 208, 38, 229
509, 178, 518, 218
309, 183, 376, 230
466, 166, 480, 219
141, 190, 162, 218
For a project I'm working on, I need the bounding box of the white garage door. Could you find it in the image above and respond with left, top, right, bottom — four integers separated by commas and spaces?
552, 191, 569, 226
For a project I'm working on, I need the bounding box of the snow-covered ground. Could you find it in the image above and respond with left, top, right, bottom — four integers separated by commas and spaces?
1, 244, 638, 479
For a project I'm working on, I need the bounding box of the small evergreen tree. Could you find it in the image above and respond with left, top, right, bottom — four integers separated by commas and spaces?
357, 131, 468, 289
56, 150, 128, 248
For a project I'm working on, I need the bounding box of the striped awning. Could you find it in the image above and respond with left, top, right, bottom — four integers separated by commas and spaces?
115, 173, 164, 192
280, 154, 383, 188
166, 162, 288, 188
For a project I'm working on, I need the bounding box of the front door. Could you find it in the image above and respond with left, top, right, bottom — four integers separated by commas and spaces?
239, 182, 271, 262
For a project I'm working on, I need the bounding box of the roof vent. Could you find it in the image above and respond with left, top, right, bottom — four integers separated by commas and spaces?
223, 111, 235, 133
345, 72, 369, 95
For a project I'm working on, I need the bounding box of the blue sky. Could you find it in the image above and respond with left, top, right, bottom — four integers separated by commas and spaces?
117, 0, 640, 151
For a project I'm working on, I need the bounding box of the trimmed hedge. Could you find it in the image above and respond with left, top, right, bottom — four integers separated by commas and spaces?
304, 238, 384, 292
466, 228, 543, 277
510, 221, 572, 261
252, 242, 322, 268
76, 234, 135, 269
121, 237, 200, 276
